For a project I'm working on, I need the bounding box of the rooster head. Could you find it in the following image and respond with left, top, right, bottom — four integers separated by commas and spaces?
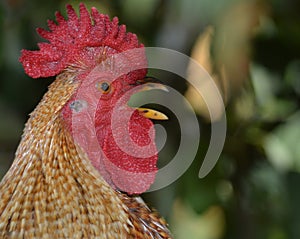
19, 3, 168, 194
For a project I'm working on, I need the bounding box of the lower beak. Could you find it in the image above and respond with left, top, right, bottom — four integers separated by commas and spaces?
134, 77, 169, 120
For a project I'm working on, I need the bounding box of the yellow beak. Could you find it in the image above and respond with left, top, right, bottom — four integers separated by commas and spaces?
134, 77, 169, 120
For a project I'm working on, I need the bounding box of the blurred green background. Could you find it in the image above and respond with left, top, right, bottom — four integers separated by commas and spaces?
1, 0, 300, 238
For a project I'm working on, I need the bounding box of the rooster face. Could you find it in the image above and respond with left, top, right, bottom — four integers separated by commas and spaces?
62, 69, 168, 194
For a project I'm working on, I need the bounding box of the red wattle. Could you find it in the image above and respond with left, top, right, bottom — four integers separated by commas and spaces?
95, 109, 158, 194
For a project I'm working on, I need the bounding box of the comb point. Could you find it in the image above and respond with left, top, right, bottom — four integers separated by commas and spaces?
19, 3, 145, 79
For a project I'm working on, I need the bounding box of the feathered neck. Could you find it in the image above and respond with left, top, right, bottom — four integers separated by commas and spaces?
0, 73, 172, 238
0, 75, 132, 237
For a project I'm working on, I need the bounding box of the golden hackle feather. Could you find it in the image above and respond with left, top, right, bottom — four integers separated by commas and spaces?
0, 72, 172, 238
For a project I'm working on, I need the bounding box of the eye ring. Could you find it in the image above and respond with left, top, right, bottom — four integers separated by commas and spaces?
96, 81, 112, 94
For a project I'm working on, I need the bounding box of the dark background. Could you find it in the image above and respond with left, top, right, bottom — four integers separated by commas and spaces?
1, 0, 300, 238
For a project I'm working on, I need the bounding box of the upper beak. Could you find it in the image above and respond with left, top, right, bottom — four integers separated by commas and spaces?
133, 77, 169, 120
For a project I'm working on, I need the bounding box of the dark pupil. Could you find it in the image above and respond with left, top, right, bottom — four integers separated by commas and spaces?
101, 82, 110, 92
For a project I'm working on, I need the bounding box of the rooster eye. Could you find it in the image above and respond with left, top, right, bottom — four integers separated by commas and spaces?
96, 81, 111, 94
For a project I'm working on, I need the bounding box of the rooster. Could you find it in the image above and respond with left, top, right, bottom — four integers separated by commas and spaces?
0, 3, 172, 238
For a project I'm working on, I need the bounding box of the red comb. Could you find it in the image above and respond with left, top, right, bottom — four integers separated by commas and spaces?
19, 3, 143, 78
